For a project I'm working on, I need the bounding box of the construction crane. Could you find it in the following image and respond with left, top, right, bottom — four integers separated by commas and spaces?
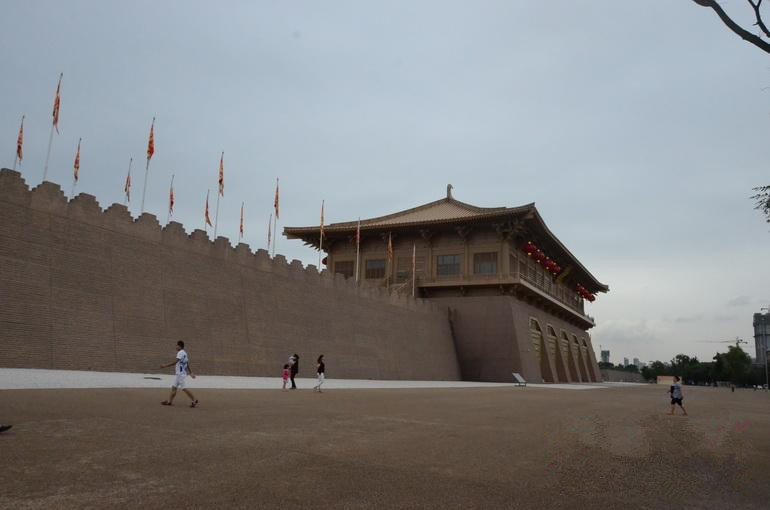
697, 337, 748, 348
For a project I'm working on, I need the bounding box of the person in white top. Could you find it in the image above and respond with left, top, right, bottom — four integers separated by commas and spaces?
160, 341, 198, 407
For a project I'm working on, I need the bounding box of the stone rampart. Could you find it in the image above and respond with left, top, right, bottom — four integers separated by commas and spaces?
0, 169, 461, 380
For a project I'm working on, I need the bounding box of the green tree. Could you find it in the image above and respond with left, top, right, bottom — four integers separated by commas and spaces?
713, 346, 753, 384
641, 360, 668, 381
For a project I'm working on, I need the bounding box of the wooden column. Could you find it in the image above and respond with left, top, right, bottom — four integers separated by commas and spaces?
420, 229, 435, 279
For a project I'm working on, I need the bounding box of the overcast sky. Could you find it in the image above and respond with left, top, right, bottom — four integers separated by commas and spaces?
2, 1, 769, 364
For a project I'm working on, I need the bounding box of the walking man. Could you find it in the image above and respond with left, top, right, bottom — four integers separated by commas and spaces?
290, 353, 299, 389
160, 341, 199, 407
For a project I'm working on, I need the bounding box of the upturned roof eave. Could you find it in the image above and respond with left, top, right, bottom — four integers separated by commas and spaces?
283, 199, 608, 293
284, 202, 536, 237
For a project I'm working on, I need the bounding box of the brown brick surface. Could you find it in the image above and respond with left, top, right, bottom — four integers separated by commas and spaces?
0, 169, 460, 380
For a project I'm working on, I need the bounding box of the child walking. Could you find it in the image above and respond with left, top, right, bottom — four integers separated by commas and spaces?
313, 355, 325, 393
667, 375, 688, 416
282, 364, 290, 391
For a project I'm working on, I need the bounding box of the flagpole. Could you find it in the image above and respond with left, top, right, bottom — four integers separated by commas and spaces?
271, 177, 279, 257
140, 158, 151, 213
214, 193, 221, 238
355, 217, 360, 283
319, 200, 324, 269
267, 213, 272, 251
43, 73, 62, 183
42, 122, 55, 182
271, 212, 277, 257
166, 173, 175, 224
412, 242, 416, 297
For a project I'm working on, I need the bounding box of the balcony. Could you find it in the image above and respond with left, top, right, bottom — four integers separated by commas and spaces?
412, 262, 594, 326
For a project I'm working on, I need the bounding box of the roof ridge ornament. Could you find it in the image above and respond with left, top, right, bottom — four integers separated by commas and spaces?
447, 183, 453, 199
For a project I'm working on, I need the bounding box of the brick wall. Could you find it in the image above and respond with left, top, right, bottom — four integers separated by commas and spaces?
0, 169, 461, 380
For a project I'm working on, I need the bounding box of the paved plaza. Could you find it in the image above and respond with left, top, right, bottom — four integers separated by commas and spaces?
1, 376, 768, 509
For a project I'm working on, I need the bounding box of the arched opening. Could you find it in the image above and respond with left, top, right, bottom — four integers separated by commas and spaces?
547, 325, 567, 382
529, 318, 554, 382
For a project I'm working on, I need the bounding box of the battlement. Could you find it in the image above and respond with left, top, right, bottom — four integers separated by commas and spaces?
0, 168, 459, 379
0, 168, 438, 314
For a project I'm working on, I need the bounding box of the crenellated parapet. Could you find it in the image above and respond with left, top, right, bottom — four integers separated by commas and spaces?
0, 168, 439, 314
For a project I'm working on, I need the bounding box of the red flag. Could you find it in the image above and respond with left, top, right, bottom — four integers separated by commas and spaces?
146, 118, 155, 161
52, 73, 62, 134
73, 138, 81, 182
205, 190, 212, 227
387, 232, 393, 262
273, 178, 280, 219
267, 213, 272, 249
320, 200, 325, 241
124, 161, 132, 202
218, 152, 224, 196
239, 202, 244, 237
169, 178, 175, 214
16, 115, 24, 162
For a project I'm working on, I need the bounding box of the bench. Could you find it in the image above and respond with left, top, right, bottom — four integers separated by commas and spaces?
512, 372, 527, 387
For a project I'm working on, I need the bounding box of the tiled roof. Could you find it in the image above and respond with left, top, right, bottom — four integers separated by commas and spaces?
283, 195, 608, 293
292, 198, 525, 232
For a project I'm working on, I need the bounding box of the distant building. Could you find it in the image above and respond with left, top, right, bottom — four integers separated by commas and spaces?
633, 357, 640, 367
754, 311, 770, 367
601, 350, 610, 364
623, 357, 629, 368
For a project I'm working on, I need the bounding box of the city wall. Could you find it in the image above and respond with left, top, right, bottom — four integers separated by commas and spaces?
0, 169, 461, 380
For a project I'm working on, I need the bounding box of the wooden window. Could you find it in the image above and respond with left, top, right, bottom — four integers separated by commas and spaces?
396, 255, 425, 282
334, 260, 354, 279
365, 259, 386, 279
436, 254, 461, 276
473, 252, 497, 275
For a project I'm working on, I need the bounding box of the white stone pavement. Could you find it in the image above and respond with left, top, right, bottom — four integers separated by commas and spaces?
0, 369, 646, 391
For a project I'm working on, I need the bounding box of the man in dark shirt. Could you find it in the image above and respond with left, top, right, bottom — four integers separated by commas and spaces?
290, 353, 299, 389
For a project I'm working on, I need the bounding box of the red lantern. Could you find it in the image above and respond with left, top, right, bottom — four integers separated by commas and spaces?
523, 242, 537, 256
535, 251, 546, 263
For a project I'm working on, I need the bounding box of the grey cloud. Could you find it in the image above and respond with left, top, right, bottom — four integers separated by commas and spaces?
1, 1, 769, 362
727, 296, 751, 307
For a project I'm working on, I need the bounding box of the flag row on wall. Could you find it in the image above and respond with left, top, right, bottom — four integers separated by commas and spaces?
9, 73, 291, 254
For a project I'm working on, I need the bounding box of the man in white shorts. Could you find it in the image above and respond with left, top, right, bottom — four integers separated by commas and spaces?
160, 341, 199, 407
